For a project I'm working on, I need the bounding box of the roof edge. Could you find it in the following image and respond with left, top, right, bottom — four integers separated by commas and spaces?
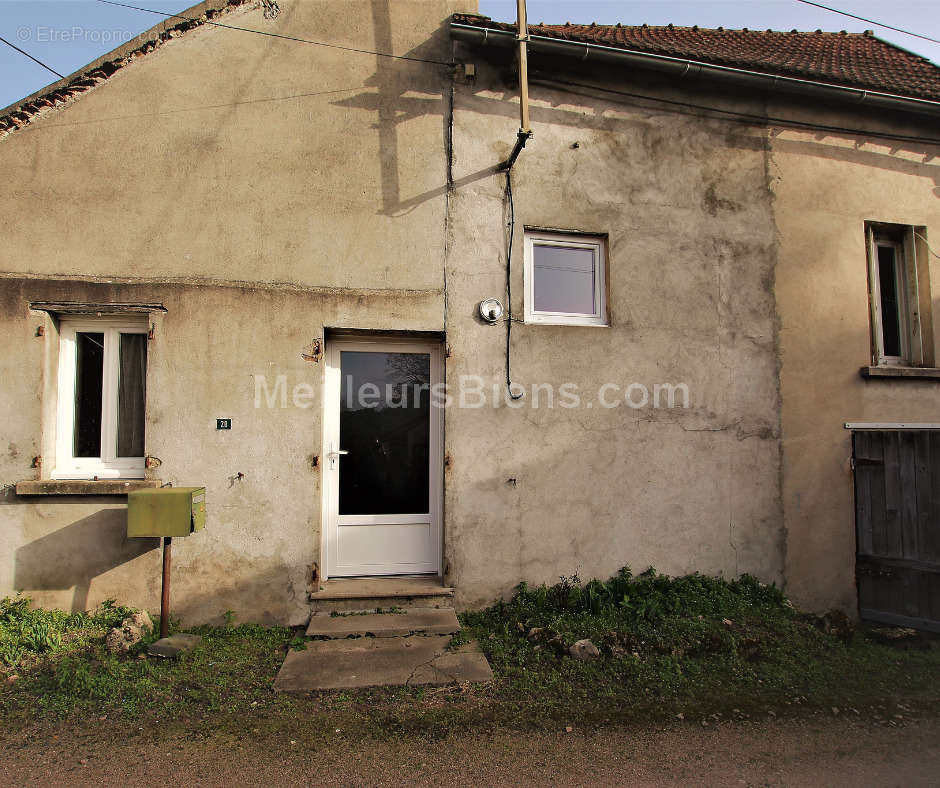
0, 0, 251, 139
450, 20, 940, 119
869, 33, 937, 65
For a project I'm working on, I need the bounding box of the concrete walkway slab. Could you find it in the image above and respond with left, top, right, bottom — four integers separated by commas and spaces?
306, 608, 460, 638
274, 635, 493, 692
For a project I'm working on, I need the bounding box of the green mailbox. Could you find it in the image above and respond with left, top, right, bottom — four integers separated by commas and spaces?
127, 487, 206, 538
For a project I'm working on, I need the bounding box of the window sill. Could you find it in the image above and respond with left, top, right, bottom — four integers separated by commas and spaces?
15, 479, 162, 496
524, 317, 610, 328
860, 366, 940, 380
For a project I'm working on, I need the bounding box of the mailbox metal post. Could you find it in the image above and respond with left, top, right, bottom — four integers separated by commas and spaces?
160, 536, 172, 639
127, 487, 206, 639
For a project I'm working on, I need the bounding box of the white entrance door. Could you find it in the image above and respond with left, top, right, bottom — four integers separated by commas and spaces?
322, 337, 443, 577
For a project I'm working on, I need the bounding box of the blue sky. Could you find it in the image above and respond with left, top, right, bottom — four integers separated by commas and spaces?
1, 1, 938, 110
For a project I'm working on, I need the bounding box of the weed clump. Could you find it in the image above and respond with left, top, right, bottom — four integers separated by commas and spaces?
463, 567, 793, 661
455, 567, 913, 723
0, 595, 133, 670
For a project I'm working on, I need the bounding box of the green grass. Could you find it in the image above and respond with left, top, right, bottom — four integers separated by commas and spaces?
1, 595, 299, 720
0, 595, 134, 672
1, 569, 938, 740
456, 568, 940, 728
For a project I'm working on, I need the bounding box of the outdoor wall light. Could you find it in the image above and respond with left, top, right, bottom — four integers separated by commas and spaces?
479, 298, 504, 323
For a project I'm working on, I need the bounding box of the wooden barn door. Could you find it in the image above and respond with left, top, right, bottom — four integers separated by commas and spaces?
852, 429, 940, 632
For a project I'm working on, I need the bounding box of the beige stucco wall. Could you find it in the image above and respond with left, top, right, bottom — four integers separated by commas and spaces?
770, 105, 940, 612
443, 61, 784, 608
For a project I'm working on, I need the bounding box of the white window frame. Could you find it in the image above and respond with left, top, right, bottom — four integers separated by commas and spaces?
524, 231, 608, 327
866, 224, 924, 368
53, 316, 148, 480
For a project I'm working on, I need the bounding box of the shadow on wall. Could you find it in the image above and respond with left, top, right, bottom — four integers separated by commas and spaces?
343, 1, 940, 218
771, 134, 940, 197
170, 561, 302, 627
330, 5, 460, 218
333, 5, 775, 219
14, 507, 159, 613
7, 487, 308, 624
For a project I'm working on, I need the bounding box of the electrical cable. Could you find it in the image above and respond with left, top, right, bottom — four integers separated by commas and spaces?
793, 0, 940, 47
0, 34, 64, 79
915, 232, 940, 259
96, 0, 452, 66
504, 170, 523, 400
532, 74, 940, 146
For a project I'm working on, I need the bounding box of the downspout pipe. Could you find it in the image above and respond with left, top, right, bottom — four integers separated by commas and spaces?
497, 0, 534, 172
452, 23, 940, 120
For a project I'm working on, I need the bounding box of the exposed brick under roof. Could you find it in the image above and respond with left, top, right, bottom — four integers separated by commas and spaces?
452, 13, 940, 102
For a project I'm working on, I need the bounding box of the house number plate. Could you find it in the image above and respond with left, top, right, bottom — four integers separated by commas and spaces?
216, 418, 232, 430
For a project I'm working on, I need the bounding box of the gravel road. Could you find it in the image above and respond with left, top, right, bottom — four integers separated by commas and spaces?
2, 715, 938, 786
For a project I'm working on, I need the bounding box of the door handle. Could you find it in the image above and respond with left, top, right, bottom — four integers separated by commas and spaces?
328, 447, 349, 469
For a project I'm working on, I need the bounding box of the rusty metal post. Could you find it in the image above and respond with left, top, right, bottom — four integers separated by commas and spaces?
160, 536, 172, 638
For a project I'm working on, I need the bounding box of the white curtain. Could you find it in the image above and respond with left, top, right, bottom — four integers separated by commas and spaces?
117, 333, 147, 457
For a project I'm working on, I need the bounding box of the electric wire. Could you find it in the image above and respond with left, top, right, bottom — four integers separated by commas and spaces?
504, 170, 523, 400
532, 74, 940, 147
915, 232, 940, 259
0, 34, 64, 79
95, 0, 452, 66
793, 0, 940, 47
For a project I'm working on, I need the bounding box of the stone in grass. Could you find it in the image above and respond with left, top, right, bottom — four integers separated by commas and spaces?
105, 611, 154, 655
568, 639, 600, 661
866, 626, 925, 649
126, 611, 154, 633
148, 633, 202, 658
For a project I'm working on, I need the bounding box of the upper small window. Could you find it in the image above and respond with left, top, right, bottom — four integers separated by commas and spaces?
866, 223, 932, 368
54, 317, 148, 479
872, 238, 908, 362
524, 231, 608, 326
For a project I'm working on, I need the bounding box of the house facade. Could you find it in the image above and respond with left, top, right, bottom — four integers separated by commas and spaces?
1, 0, 938, 625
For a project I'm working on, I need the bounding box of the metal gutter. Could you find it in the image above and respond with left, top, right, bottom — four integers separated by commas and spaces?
451, 22, 940, 119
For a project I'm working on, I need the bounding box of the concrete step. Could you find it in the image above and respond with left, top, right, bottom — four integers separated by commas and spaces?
309, 577, 454, 614
306, 607, 460, 639
274, 635, 493, 692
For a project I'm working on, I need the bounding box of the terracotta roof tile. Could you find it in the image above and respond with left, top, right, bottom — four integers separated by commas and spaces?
453, 14, 940, 102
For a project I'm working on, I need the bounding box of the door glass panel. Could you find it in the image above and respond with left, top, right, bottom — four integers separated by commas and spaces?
74, 332, 104, 458
339, 351, 431, 515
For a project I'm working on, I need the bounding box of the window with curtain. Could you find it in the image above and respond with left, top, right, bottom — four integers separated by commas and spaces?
54, 317, 148, 480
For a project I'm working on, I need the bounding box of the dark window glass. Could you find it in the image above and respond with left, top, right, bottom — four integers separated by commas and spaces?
533, 243, 596, 314
74, 332, 104, 458
117, 333, 147, 457
338, 351, 431, 515
877, 245, 903, 358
